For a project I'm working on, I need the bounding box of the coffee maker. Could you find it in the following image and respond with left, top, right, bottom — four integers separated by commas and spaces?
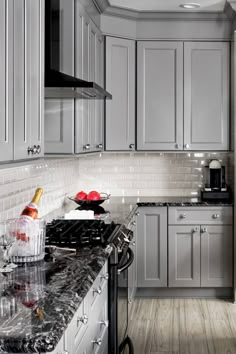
201, 159, 231, 202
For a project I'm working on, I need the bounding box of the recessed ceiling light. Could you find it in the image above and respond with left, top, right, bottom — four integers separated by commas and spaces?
179, 3, 201, 9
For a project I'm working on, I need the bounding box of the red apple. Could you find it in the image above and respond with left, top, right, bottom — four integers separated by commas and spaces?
87, 191, 101, 200
75, 191, 87, 200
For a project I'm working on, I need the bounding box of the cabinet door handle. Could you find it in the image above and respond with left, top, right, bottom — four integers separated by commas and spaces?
36, 145, 41, 154
93, 286, 102, 295
27, 145, 37, 155
83, 144, 90, 150
77, 314, 88, 325
180, 213, 187, 219
92, 338, 102, 346
129, 144, 135, 150
175, 143, 181, 149
132, 221, 136, 226
184, 144, 190, 149
97, 143, 103, 149
212, 214, 220, 219
201, 227, 208, 233
192, 227, 199, 233
100, 273, 109, 280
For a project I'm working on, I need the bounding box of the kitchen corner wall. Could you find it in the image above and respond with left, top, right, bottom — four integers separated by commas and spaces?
78, 152, 234, 197
0, 158, 80, 221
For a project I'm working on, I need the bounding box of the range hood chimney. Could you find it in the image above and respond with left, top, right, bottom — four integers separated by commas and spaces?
45, 0, 112, 100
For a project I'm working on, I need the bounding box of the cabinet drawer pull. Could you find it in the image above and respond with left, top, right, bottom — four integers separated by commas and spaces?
212, 214, 220, 219
77, 314, 88, 325
129, 143, 135, 150
97, 143, 103, 149
201, 227, 208, 233
192, 227, 199, 233
180, 213, 186, 219
100, 273, 109, 280
92, 338, 102, 346
36, 145, 41, 154
175, 143, 181, 149
99, 320, 108, 327
27, 145, 37, 155
93, 286, 102, 295
184, 144, 190, 149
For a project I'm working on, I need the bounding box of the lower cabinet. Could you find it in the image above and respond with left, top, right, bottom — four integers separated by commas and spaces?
51, 262, 108, 354
136, 207, 167, 287
136, 206, 233, 289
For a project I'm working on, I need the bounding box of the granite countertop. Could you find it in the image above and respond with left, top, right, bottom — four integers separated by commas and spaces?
0, 247, 110, 353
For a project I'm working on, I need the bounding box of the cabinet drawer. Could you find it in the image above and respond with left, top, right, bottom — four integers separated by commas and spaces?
87, 262, 108, 310
168, 207, 232, 225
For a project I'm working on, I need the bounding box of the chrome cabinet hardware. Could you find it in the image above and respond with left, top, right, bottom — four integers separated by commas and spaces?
77, 314, 88, 325
129, 143, 135, 149
93, 286, 102, 295
135, 212, 140, 216
212, 214, 220, 219
83, 144, 90, 150
193, 227, 199, 232
132, 221, 136, 226
97, 144, 103, 149
132, 241, 136, 246
92, 338, 102, 346
180, 213, 187, 219
100, 273, 109, 280
27, 145, 37, 154
175, 143, 180, 149
184, 144, 190, 149
36, 145, 41, 154
201, 227, 207, 233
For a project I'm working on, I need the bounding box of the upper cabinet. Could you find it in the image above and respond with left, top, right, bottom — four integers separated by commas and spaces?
14, 0, 44, 160
137, 40, 229, 151
184, 42, 229, 151
0, 0, 44, 162
105, 37, 135, 151
137, 41, 183, 151
45, 1, 104, 155
0, 0, 13, 161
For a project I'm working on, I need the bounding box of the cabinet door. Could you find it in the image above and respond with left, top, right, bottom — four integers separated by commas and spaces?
136, 207, 167, 287
75, 4, 90, 153
201, 225, 232, 287
45, 99, 75, 154
168, 225, 201, 287
137, 41, 183, 151
14, 0, 44, 160
0, 0, 13, 161
105, 37, 135, 151
184, 42, 229, 151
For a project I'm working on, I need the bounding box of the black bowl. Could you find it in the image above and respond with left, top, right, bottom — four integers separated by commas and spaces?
68, 193, 110, 207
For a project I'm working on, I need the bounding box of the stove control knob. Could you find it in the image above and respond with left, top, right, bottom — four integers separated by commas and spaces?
100, 273, 109, 280
93, 286, 102, 295
78, 314, 88, 325
92, 338, 102, 346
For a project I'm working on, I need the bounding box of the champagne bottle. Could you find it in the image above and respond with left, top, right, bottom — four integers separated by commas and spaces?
20, 188, 43, 221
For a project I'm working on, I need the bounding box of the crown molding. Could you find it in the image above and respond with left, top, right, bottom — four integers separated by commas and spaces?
94, 0, 230, 21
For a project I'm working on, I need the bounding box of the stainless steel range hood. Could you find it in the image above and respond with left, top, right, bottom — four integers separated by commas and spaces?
45, 0, 112, 100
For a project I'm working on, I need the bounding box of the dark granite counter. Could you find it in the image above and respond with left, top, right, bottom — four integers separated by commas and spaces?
0, 247, 110, 353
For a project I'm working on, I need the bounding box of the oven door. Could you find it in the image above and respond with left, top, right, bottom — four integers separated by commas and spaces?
118, 248, 134, 354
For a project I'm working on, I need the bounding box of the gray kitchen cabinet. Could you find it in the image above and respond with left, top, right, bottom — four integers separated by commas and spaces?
201, 225, 232, 287
168, 207, 233, 288
14, 0, 44, 160
0, 0, 14, 161
136, 207, 167, 287
105, 37, 135, 151
137, 41, 183, 151
184, 42, 229, 151
168, 225, 201, 287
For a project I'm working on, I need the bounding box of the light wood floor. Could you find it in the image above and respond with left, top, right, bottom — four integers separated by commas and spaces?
126, 298, 236, 354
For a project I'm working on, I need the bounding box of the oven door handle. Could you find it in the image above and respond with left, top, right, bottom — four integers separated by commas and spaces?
117, 247, 134, 274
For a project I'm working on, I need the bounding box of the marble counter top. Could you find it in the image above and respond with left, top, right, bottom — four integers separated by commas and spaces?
0, 247, 110, 353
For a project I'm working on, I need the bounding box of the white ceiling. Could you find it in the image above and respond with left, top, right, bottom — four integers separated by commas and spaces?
108, 0, 226, 12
